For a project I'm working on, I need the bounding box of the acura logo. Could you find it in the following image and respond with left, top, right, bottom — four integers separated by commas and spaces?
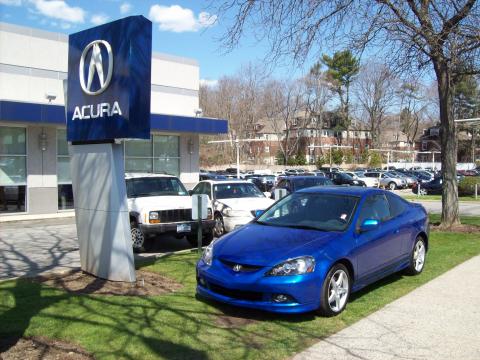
79, 40, 113, 95
232, 264, 242, 272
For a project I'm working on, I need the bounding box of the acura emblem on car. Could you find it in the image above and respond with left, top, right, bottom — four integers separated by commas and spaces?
79, 40, 113, 95
232, 264, 242, 272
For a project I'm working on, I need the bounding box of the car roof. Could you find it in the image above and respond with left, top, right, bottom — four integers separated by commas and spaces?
125, 173, 177, 179
199, 180, 250, 185
297, 186, 385, 197
288, 176, 329, 181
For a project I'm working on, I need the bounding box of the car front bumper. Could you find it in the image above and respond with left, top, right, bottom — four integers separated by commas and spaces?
222, 216, 254, 232
140, 220, 215, 237
196, 259, 321, 313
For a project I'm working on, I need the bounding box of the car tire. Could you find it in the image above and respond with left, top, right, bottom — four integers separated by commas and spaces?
388, 182, 396, 190
130, 221, 151, 253
213, 214, 225, 237
186, 231, 214, 247
318, 263, 351, 317
404, 236, 427, 275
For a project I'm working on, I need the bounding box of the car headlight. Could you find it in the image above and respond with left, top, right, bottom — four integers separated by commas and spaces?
266, 256, 315, 276
149, 211, 160, 224
202, 241, 214, 266
223, 207, 233, 217
223, 208, 251, 217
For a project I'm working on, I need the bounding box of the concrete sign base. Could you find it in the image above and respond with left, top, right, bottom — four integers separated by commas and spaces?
70, 143, 135, 282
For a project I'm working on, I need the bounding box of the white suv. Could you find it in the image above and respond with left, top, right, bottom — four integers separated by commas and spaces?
126, 173, 215, 252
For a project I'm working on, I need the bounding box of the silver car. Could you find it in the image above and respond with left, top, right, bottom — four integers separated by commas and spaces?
364, 171, 407, 190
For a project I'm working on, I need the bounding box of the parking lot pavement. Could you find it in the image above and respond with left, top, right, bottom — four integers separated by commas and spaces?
294, 255, 480, 360
411, 200, 480, 216
0, 217, 194, 281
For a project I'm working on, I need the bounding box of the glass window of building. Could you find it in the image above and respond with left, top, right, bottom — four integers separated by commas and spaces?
124, 135, 180, 176
0, 126, 27, 213
57, 129, 74, 210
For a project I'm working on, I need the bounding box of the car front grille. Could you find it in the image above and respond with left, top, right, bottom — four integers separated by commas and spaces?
219, 259, 264, 273
207, 282, 263, 301
158, 209, 192, 223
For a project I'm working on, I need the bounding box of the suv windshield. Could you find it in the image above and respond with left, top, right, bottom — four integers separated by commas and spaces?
126, 177, 188, 198
214, 183, 265, 199
256, 193, 358, 232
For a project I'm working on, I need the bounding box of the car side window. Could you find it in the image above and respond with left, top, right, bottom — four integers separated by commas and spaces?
357, 194, 391, 226
205, 183, 212, 199
386, 192, 406, 218
192, 182, 205, 195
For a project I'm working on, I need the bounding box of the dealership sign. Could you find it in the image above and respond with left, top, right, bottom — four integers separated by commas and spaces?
66, 16, 152, 142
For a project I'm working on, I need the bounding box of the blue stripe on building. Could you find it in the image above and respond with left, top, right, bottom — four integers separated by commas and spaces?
0, 100, 228, 134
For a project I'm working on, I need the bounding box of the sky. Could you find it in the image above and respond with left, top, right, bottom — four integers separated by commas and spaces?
0, 0, 309, 84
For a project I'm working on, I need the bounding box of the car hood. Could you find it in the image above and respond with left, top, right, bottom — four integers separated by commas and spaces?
128, 195, 192, 211
213, 223, 340, 266
216, 197, 274, 211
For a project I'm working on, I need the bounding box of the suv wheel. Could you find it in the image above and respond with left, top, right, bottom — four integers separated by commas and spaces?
130, 222, 151, 253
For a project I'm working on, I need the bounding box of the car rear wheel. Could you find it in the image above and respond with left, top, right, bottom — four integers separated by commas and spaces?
405, 237, 426, 275
318, 263, 350, 317
388, 182, 396, 190
213, 214, 225, 237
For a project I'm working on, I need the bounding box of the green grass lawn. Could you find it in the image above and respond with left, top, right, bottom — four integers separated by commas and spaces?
1, 222, 479, 360
402, 194, 479, 201
429, 214, 480, 226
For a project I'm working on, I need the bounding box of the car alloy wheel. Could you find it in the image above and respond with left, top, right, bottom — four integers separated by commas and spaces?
388, 182, 396, 190
319, 263, 350, 317
413, 240, 426, 272
131, 227, 145, 250
214, 214, 225, 237
328, 269, 349, 312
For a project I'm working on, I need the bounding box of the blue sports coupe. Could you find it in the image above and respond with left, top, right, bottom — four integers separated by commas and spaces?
196, 187, 429, 316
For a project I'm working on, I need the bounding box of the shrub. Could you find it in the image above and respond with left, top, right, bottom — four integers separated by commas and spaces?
331, 149, 344, 165
458, 176, 480, 196
368, 151, 382, 168
295, 153, 307, 166
316, 155, 327, 169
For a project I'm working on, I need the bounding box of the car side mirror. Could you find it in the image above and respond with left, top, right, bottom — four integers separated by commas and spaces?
255, 210, 264, 217
188, 190, 193, 196
358, 219, 379, 233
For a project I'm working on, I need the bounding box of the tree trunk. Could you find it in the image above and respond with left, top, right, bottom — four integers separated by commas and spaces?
435, 63, 460, 227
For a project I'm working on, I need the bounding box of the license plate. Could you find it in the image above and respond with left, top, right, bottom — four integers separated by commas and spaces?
177, 223, 191, 233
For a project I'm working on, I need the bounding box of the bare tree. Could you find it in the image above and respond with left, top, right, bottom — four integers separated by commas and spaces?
213, 0, 480, 227
263, 79, 306, 164
355, 62, 396, 147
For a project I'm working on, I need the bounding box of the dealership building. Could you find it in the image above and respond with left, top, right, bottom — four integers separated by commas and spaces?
0, 22, 227, 217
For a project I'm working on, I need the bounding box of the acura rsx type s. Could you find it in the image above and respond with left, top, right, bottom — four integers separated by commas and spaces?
196, 187, 429, 316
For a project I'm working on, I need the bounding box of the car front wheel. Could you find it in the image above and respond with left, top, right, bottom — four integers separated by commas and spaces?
130, 222, 151, 253
318, 263, 351, 317
388, 182, 396, 190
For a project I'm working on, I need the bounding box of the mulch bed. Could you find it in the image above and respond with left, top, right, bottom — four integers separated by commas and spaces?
0, 336, 93, 360
431, 223, 480, 234
30, 269, 182, 296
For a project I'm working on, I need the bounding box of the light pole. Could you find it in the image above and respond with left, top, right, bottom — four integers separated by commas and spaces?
208, 137, 265, 178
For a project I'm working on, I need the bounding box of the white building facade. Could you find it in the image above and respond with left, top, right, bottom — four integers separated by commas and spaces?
0, 22, 227, 216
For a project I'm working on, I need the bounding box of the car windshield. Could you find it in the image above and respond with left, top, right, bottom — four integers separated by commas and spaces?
126, 177, 188, 198
256, 192, 358, 232
293, 178, 333, 190
214, 183, 265, 199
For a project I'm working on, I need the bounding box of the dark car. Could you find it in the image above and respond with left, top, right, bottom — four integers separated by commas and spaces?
412, 177, 442, 195
197, 187, 429, 315
272, 176, 334, 198
200, 173, 228, 181
245, 174, 276, 192
327, 172, 366, 187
